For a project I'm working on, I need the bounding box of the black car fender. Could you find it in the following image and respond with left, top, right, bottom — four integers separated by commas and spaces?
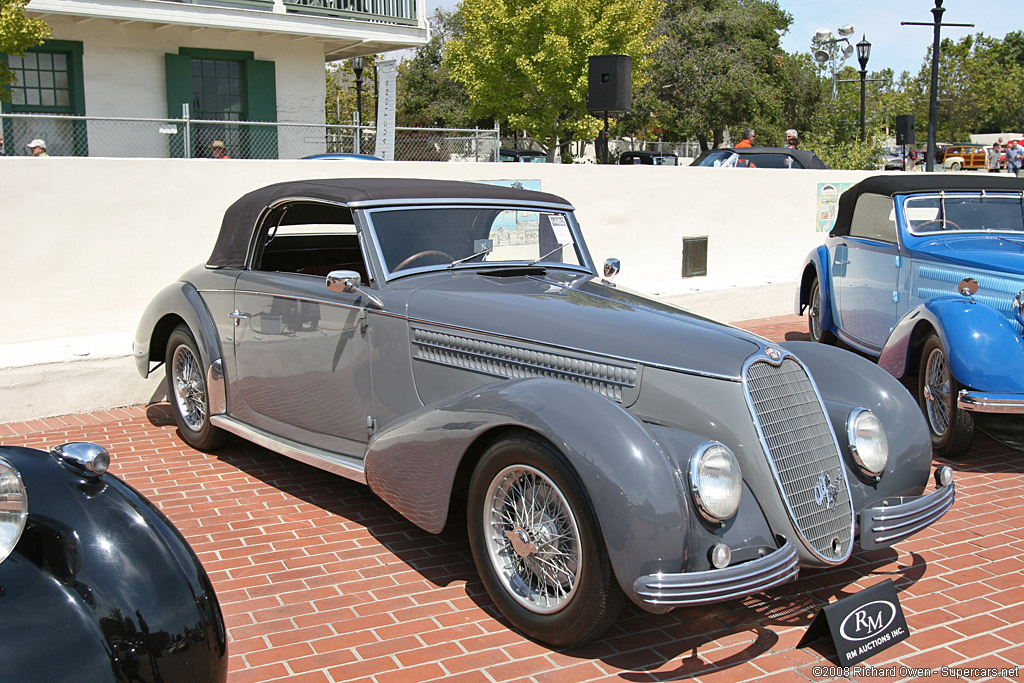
364, 377, 690, 606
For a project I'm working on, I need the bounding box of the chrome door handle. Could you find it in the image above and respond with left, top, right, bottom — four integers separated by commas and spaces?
230, 310, 250, 319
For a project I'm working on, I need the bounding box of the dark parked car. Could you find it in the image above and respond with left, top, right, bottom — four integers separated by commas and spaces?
797, 174, 1024, 457
619, 151, 679, 165
499, 148, 548, 163
136, 178, 953, 646
691, 146, 829, 169
0, 441, 227, 682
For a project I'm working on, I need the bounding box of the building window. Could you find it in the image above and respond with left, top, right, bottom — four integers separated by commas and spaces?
1, 40, 86, 156
165, 48, 277, 159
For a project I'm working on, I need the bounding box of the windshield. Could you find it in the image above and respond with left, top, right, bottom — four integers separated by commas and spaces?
692, 150, 802, 169
367, 206, 587, 277
904, 193, 1024, 234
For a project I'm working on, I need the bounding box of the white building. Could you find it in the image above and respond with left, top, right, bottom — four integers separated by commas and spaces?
2, 0, 428, 157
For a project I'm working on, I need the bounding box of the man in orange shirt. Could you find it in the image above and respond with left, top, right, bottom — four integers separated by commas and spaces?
735, 129, 755, 148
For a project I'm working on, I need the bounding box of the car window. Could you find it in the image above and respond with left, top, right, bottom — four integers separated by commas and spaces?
367, 206, 585, 277
849, 194, 898, 242
254, 203, 370, 282
905, 194, 1024, 234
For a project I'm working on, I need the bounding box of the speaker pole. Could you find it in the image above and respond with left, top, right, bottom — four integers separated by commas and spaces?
603, 111, 609, 164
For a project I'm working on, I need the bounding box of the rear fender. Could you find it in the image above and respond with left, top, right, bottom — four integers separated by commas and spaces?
795, 247, 834, 333
878, 298, 1024, 392
364, 378, 689, 604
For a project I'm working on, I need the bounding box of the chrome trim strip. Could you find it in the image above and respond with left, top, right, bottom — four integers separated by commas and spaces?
348, 197, 576, 211
207, 358, 226, 415
633, 538, 799, 605
742, 349, 856, 565
902, 191, 1024, 237
210, 415, 366, 484
957, 391, 1024, 414
858, 481, 955, 550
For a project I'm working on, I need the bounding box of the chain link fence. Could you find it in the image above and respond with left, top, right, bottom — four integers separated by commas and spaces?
502, 137, 703, 163
0, 112, 500, 161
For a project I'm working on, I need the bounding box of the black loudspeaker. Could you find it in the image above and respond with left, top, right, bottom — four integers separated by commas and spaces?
896, 115, 915, 146
587, 55, 632, 113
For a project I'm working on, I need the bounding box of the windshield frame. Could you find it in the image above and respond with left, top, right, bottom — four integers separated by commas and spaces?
361, 202, 595, 282
902, 191, 1024, 237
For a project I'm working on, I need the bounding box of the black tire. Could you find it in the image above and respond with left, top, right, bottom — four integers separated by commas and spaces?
808, 277, 837, 345
918, 333, 973, 458
165, 325, 225, 451
467, 434, 624, 646
950, 161, 962, 172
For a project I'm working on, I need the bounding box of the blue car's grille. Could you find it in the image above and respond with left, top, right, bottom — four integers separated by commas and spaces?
917, 265, 1024, 334
411, 327, 638, 403
745, 357, 854, 563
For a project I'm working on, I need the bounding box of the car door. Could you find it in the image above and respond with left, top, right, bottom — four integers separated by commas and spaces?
835, 193, 902, 353
231, 220, 375, 456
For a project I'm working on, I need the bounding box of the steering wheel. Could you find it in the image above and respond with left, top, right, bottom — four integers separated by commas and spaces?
915, 219, 962, 233
394, 250, 454, 272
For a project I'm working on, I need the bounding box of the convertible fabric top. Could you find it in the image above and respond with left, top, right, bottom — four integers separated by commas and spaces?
831, 174, 1024, 237
692, 146, 829, 170
207, 178, 573, 269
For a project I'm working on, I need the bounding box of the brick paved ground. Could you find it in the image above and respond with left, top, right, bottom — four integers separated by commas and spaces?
2, 314, 1021, 683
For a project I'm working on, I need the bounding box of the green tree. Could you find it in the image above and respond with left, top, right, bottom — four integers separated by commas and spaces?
444, 0, 662, 159
325, 56, 377, 127
643, 0, 793, 150
396, 9, 481, 128
0, 0, 51, 101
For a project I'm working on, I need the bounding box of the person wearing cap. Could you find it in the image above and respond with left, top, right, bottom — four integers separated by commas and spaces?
27, 139, 49, 157
785, 129, 799, 149
209, 140, 231, 159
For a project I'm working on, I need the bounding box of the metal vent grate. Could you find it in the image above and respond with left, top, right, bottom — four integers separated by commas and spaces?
745, 358, 854, 562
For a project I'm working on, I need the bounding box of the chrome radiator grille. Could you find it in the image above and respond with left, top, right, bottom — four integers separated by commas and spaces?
745, 358, 854, 562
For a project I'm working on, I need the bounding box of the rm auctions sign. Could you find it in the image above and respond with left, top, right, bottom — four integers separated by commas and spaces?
800, 579, 910, 666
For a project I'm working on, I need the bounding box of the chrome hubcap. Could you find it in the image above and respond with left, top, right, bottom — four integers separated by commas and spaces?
484, 465, 581, 614
172, 344, 207, 432
924, 347, 951, 435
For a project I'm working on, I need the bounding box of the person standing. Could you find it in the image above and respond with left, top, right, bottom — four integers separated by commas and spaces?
1006, 140, 1022, 177
26, 139, 49, 157
986, 142, 1002, 173
735, 129, 755, 148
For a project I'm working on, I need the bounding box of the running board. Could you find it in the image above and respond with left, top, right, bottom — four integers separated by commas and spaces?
210, 415, 367, 484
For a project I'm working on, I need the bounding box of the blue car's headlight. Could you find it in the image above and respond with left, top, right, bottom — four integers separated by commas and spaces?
0, 457, 28, 564
847, 409, 888, 477
689, 442, 742, 522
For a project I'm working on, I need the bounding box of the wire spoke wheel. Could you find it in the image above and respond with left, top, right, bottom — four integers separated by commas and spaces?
923, 346, 951, 436
172, 343, 207, 433
918, 333, 974, 458
807, 277, 835, 344
484, 465, 581, 614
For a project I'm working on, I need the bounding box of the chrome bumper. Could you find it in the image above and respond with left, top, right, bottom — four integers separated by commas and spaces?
958, 390, 1024, 414
633, 537, 799, 606
858, 478, 955, 551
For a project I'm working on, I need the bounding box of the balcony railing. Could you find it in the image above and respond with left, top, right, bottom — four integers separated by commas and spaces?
174, 0, 417, 25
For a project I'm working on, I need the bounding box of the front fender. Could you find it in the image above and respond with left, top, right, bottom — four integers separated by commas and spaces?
795, 246, 834, 333
878, 298, 1024, 393
133, 280, 223, 381
782, 341, 932, 507
364, 378, 688, 606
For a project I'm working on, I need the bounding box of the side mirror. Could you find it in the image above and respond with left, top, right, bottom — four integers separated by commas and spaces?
326, 270, 383, 309
603, 258, 620, 279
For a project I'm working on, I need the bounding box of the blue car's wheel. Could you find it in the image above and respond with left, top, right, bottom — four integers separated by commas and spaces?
808, 277, 836, 345
918, 333, 974, 458
467, 433, 624, 646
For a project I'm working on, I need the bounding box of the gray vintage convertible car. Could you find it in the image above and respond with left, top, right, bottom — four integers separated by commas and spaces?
135, 178, 954, 646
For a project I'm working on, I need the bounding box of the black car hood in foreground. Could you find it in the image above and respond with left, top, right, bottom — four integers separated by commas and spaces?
406, 270, 763, 379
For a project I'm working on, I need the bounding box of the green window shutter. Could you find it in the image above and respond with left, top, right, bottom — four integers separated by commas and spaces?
245, 59, 277, 159
165, 53, 192, 158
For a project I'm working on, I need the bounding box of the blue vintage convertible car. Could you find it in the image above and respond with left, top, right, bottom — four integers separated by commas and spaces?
136, 178, 955, 646
797, 175, 1024, 458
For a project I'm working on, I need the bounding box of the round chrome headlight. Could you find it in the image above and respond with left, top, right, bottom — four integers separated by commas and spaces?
847, 409, 888, 476
0, 457, 28, 564
689, 442, 742, 522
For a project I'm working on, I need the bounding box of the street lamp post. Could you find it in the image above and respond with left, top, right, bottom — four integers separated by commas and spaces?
352, 56, 365, 154
856, 36, 871, 142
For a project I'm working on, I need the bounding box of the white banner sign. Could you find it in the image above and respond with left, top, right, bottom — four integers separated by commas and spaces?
374, 59, 397, 160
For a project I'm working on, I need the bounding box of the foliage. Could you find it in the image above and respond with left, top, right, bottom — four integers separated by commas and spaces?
638, 0, 793, 150
444, 0, 662, 157
396, 9, 484, 128
325, 55, 377, 127
0, 0, 51, 102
